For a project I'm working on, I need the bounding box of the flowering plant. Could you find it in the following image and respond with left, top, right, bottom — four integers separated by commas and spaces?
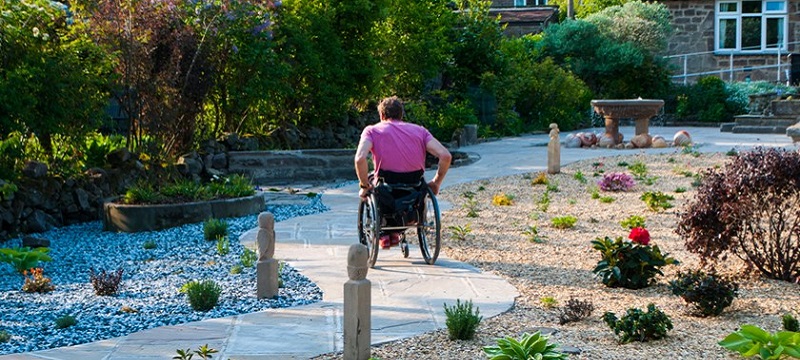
597, 173, 636, 192
592, 234, 679, 289
628, 227, 650, 245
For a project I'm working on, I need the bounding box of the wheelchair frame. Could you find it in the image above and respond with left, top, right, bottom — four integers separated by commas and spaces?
357, 181, 441, 268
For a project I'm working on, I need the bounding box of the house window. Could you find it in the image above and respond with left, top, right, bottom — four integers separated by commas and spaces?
715, 0, 788, 52
514, 0, 527, 6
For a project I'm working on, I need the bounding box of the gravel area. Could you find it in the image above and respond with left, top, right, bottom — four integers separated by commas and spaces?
316, 150, 800, 360
0, 193, 328, 356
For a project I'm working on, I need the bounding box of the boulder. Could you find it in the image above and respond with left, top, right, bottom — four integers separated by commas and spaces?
651, 135, 668, 148
74, 188, 90, 211
787, 122, 800, 143
22, 161, 48, 178
673, 130, 692, 146
597, 134, 616, 148
578, 132, 597, 147
107, 148, 132, 166
630, 134, 652, 148
26, 210, 56, 233
22, 235, 50, 249
564, 134, 582, 148
211, 153, 228, 169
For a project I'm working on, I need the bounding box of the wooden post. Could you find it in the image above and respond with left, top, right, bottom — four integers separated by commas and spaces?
256, 212, 279, 299
343, 243, 370, 360
547, 123, 561, 174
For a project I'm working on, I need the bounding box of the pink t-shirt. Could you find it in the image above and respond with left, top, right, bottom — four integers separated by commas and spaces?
360, 120, 433, 173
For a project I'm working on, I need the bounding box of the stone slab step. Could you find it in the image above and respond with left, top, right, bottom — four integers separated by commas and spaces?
720, 123, 735, 132
733, 116, 797, 127
731, 125, 789, 134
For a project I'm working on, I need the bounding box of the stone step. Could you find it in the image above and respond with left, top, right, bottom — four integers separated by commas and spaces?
731, 125, 788, 134
733, 116, 797, 127
720, 123, 735, 132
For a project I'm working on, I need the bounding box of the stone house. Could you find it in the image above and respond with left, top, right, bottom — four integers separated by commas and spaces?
491, 0, 800, 84
489, 0, 560, 36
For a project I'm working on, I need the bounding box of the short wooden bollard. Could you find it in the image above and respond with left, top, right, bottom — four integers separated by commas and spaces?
547, 123, 561, 174
256, 212, 279, 299
343, 243, 370, 360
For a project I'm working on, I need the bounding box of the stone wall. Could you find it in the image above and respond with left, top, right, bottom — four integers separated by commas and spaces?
227, 150, 357, 185
665, 0, 800, 83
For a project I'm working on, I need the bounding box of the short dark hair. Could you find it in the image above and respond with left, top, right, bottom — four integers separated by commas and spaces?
378, 96, 404, 120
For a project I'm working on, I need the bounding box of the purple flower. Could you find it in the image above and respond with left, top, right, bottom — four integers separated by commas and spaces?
598, 172, 636, 192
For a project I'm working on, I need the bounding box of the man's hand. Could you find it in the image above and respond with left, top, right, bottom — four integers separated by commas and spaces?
427, 181, 441, 195
359, 184, 373, 199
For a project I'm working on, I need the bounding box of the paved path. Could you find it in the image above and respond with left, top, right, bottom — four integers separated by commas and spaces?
5, 126, 796, 359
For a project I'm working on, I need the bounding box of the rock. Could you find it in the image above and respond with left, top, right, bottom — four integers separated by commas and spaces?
673, 130, 692, 146
86, 167, 107, 179
624, 142, 635, 149
26, 210, 56, 233
787, 122, 800, 143
107, 148, 132, 166
597, 134, 616, 148
22, 161, 48, 178
22, 235, 50, 248
615, 143, 625, 149
177, 153, 203, 175
211, 153, 228, 169
631, 134, 652, 148
74, 188, 90, 211
578, 132, 597, 147
564, 134, 582, 148
652, 135, 668, 148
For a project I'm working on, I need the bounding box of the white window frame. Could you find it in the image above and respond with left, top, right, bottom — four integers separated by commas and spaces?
715, 0, 788, 53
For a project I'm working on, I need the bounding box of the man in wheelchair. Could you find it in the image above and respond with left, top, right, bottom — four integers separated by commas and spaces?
354, 96, 452, 249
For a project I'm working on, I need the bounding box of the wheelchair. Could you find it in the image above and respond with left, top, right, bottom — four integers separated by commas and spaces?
357, 177, 441, 268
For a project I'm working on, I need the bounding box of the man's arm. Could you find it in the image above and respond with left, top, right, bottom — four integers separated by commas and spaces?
425, 138, 452, 195
354, 138, 373, 198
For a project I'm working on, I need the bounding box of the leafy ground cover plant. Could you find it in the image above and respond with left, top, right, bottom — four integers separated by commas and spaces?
492, 193, 514, 206
241, 248, 257, 268
551, 215, 577, 229
216, 237, 230, 256
54, 314, 77, 329
540, 296, 558, 309
174, 344, 218, 360
591, 229, 679, 289
522, 225, 546, 243
531, 172, 548, 185
620, 215, 646, 230
719, 325, 800, 359
558, 297, 594, 325
677, 147, 800, 282
0, 246, 52, 273
598, 195, 614, 203
785, 314, 800, 332
203, 218, 228, 241
603, 304, 673, 343
443, 299, 482, 340
573, 170, 587, 184
0, 330, 10, 343
448, 223, 473, 241
89, 268, 124, 296
668, 269, 738, 317
484, 331, 568, 360
538, 191, 551, 212
597, 172, 635, 192
641, 191, 674, 211
22, 267, 55, 293
180, 280, 222, 312
142, 240, 157, 250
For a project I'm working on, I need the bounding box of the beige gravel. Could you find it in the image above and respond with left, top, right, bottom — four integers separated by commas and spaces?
316, 151, 800, 360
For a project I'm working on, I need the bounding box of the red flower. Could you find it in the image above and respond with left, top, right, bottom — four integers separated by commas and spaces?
629, 227, 650, 246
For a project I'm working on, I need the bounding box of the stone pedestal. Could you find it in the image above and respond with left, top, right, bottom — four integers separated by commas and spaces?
547, 123, 560, 174
343, 244, 370, 360
256, 212, 278, 299
463, 124, 478, 146
591, 99, 664, 146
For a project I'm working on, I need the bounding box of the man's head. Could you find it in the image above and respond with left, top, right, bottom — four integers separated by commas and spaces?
378, 96, 404, 121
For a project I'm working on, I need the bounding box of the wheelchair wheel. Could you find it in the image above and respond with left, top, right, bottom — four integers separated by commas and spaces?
417, 187, 441, 265
357, 195, 380, 268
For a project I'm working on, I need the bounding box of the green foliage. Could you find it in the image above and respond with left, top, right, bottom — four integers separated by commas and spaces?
123, 181, 164, 205
0, 330, 10, 343
675, 76, 751, 123
448, 223, 473, 241
532, 172, 549, 185
599, 195, 615, 203
229, 265, 242, 275
405, 95, 479, 144
558, 297, 594, 325
538, 191, 551, 212
674, 187, 687, 193
573, 170, 587, 184
180, 280, 222, 312
540, 297, 558, 309
668, 269, 739, 317
546, 182, 560, 193
207, 174, 256, 199
591, 236, 679, 289
0, 246, 52, 274
54, 314, 77, 329
22, 267, 55, 293
640, 191, 674, 212
241, 248, 257, 268
216, 237, 230, 256
522, 225, 547, 243
620, 215, 646, 230
83, 133, 126, 169
143, 240, 157, 250
719, 325, 800, 359
484, 331, 569, 360
89, 268, 124, 296
203, 219, 228, 241
551, 216, 577, 229
443, 299, 482, 341
627, 161, 648, 179
603, 304, 673, 344
785, 314, 800, 332
173, 344, 219, 360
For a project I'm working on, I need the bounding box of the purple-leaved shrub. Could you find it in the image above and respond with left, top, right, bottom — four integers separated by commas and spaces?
597, 173, 636, 192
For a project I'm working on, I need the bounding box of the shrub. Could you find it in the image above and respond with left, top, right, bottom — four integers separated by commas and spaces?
603, 304, 673, 343
522, 225, 546, 243
558, 297, 594, 325
719, 325, 800, 359
785, 314, 800, 332
216, 236, 230, 256
443, 299, 482, 340
89, 268, 124, 296
448, 224, 472, 241
668, 269, 738, 317
143, 240, 157, 250
574, 170, 587, 184
0, 246, 52, 274
620, 215, 646, 230
484, 331, 568, 360
591, 235, 678, 289
676, 147, 800, 282
551, 215, 577, 229
203, 218, 228, 241
0, 330, 9, 343
22, 267, 55, 293
207, 174, 256, 199
464, 197, 480, 218
161, 180, 209, 202
492, 193, 514, 206
627, 161, 648, 179
230, 265, 243, 275
54, 314, 77, 329
180, 280, 222, 312
640, 191, 674, 212
538, 191, 551, 212
597, 173, 635, 192
123, 181, 164, 205
540, 297, 558, 309
241, 248, 257, 268
531, 172, 548, 185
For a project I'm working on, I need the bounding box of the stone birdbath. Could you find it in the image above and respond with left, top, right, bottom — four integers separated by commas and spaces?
591, 99, 665, 146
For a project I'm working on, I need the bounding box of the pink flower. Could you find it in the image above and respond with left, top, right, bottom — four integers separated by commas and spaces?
629, 227, 650, 246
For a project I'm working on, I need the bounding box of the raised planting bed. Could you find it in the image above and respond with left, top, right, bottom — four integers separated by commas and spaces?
102, 194, 265, 233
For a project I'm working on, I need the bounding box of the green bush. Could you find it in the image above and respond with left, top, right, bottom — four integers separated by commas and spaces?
207, 174, 256, 199
123, 181, 164, 205
54, 314, 77, 329
640, 191, 674, 212
668, 269, 738, 317
619, 215, 646, 230
719, 325, 800, 359
592, 236, 679, 289
785, 314, 800, 332
443, 299, 482, 340
203, 218, 228, 241
603, 304, 673, 343
484, 331, 568, 360
551, 215, 577, 229
0, 330, 10, 343
674, 76, 746, 123
241, 248, 257, 268
180, 280, 222, 312
0, 247, 52, 274
216, 236, 230, 256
